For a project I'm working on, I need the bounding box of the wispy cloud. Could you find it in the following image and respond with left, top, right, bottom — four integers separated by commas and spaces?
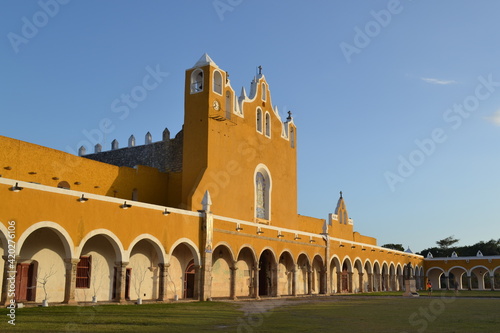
421, 77, 457, 85
485, 110, 500, 126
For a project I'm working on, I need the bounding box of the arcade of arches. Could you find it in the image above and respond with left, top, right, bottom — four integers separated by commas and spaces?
1, 55, 498, 305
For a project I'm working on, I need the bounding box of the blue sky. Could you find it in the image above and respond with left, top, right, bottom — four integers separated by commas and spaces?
2, 0, 500, 252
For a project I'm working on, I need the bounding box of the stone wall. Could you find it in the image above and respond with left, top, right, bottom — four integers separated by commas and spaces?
83, 129, 183, 172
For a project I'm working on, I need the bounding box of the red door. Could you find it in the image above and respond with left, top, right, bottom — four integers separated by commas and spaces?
15, 262, 37, 302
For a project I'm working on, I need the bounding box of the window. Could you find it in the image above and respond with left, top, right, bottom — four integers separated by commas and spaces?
265, 112, 271, 137
76, 256, 91, 288
213, 71, 222, 95
256, 173, 266, 219
191, 69, 203, 93
261, 83, 266, 101
255, 165, 271, 220
256, 108, 263, 133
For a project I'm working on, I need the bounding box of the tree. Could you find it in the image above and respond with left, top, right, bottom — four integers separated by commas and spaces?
381, 244, 405, 252
436, 236, 459, 249
37, 264, 57, 303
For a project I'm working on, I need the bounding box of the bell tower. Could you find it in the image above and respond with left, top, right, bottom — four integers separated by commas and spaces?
182, 54, 228, 209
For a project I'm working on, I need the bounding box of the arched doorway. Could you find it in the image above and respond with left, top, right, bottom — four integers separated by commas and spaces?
278, 251, 294, 296
184, 260, 195, 299
15, 261, 38, 302
341, 262, 349, 292
258, 250, 275, 297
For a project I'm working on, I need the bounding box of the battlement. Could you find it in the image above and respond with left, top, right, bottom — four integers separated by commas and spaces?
82, 127, 183, 173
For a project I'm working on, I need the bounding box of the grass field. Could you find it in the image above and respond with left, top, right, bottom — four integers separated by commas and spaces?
1, 292, 499, 332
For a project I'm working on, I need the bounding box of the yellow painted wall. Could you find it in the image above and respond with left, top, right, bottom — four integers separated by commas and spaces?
0, 136, 170, 206
182, 63, 298, 230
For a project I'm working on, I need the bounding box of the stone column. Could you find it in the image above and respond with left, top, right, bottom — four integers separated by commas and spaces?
114, 261, 129, 303
446, 274, 451, 291
307, 269, 313, 295
158, 263, 169, 301
63, 258, 79, 304
230, 262, 238, 300
467, 275, 472, 291
199, 191, 213, 301
194, 265, 201, 300
253, 263, 260, 299
376, 273, 382, 291
398, 274, 404, 291
292, 265, 297, 296
367, 273, 373, 292
384, 274, 389, 291
320, 268, 327, 294
348, 272, 353, 293
273, 267, 279, 297
358, 272, 364, 293
1, 255, 16, 305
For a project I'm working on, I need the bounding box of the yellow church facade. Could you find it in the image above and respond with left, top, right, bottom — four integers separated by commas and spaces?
1, 54, 496, 306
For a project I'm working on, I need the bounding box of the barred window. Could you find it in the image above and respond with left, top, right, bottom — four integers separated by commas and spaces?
76, 256, 91, 289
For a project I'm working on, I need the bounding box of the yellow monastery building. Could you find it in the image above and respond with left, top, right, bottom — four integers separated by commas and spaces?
1, 54, 498, 305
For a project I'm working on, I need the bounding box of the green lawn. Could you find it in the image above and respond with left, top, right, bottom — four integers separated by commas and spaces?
1, 293, 499, 332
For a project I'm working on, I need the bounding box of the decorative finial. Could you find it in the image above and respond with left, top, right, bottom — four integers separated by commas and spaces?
287, 110, 292, 121
258, 65, 262, 75
340, 191, 343, 198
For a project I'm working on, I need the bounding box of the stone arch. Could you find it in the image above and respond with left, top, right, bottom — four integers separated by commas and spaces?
258, 248, 277, 297
278, 250, 295, 296
17, 224, 74, 303
237, 244, 257, 262
373, 261, 381, 291
18, 221, 75, 259
493, 266, 500, 290
389, 263, 396, 291
445, 266, 466, 290
169, 240, 201, 300
312, 254, 324, 294
341, 257, 353, 293
297, 253, 311, 295
363, 259, 373, 292
469, 265, 491, 290
426, 267, 445, 289
396, 264, 403, 291
213, 241, 236, 263
76, 229, 124, 262
330, 255, 341, 294
167, 238, 201, 266
76, 230, 126, 302
353, 258, 364, 293
126, 235, 166, 301
381, 262, 389, 291
235, 245, 257, 297
211, 243, 233, 298
126, 234, 166, 263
